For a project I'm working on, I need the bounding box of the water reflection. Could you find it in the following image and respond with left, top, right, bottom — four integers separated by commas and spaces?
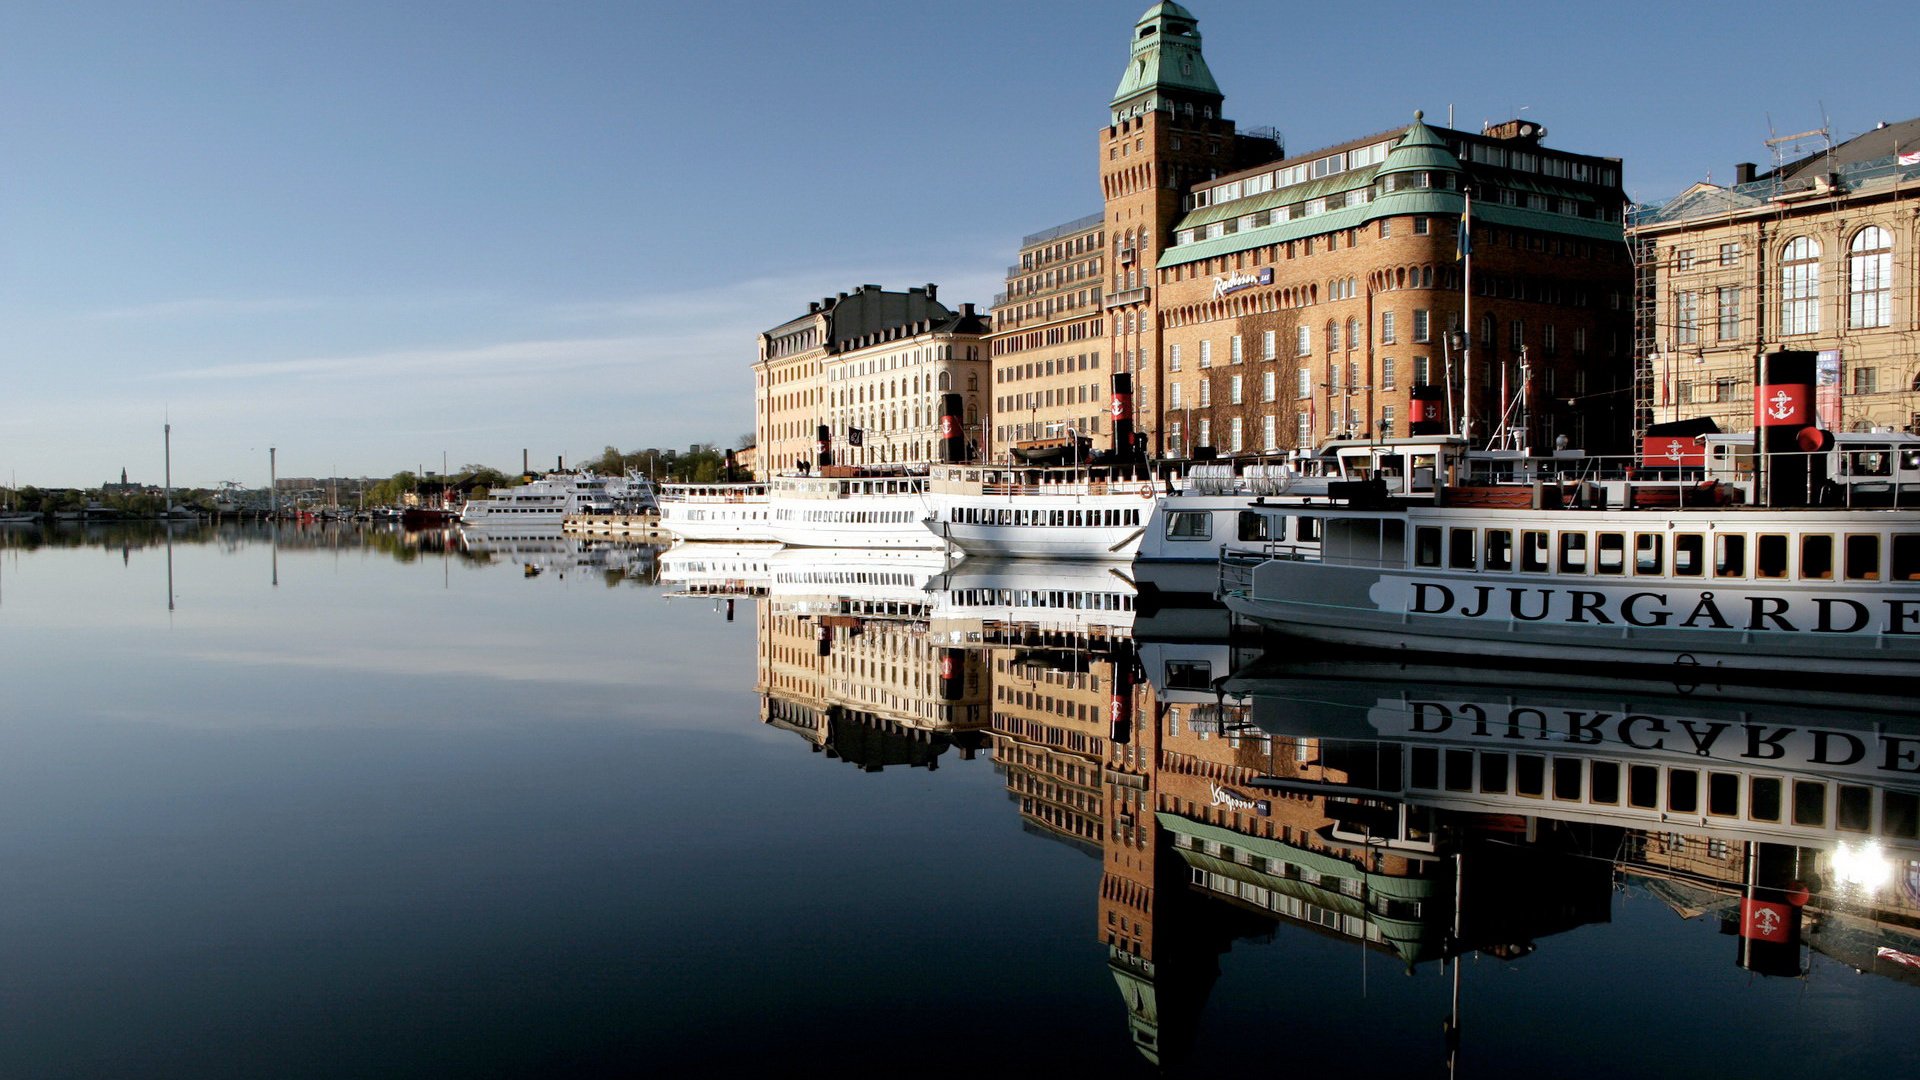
730, 547, 1920, 1072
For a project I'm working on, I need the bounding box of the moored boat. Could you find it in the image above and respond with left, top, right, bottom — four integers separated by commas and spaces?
1219, 354, 1920, 682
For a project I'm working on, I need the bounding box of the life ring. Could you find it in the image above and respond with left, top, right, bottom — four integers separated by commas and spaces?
1138, 486, 1153, 499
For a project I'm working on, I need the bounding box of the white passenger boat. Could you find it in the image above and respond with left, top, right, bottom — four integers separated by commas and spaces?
766, 468, 940, 550
657, 541, 778, 597
460, 470, 655, 526
1134, 437, 1469, 617
926, 557, 1139, 643
657, 481, 772, 542
925, 462, 1157, 560
767, 546, 950, 620
1219, 469, 1920, 681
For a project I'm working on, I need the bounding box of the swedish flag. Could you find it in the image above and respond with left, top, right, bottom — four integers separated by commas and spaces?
1456, 208, 1472, 262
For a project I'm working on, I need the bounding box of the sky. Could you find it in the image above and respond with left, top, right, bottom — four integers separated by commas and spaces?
3, 0, 1914, 488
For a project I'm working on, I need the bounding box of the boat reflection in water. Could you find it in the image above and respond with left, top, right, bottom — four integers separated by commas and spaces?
733, 554, 1920, 1071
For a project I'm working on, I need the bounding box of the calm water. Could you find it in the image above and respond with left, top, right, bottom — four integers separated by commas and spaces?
2, 523, 1917, 1078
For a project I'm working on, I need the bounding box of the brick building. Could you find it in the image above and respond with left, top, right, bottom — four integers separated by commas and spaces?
994, 2, 1635, 460
987, 213, 1110, 451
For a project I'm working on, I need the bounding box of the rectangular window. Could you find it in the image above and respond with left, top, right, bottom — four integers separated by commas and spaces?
1717, 287, 1740, 341
1415, 356, 1431, 385
1380, 311, 1397, 344
1675, 290, 1698, 344
1200, 340, 1213, 367
1230, 374, 1243, 404
1198, 380, 1210, 407
1413, 309, 1430, 343
1169, 343, 1182, 372
1714, 534, 1745, 577
1169, 383, 1183, 408
1262, 330, 1275, 360
1297, 368, 1311, 398
1297, 325, 1311, 356
1380, 404, 1395, 436
1413, 216, 1430, 235
1485, 530, 1514, 571
1262, 370, 1276, 402
1230, 417, 1243, 452
1382, 357, 1396, 390
1719, 242, 1741, 266
1230, 335, 1243, 364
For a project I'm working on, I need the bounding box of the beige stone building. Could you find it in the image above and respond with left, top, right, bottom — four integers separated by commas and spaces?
754, 284, 988, 478
1628, 118, 1920, 436
988, 213, 1110, 451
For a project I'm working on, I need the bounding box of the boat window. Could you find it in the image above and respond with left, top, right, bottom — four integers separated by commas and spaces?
1707, 773, 1740, 817
1299, 517, 1321, 543
1837, 785, 1873, 832
1415, 527, 1443, 568
1749, 778, 1782, 822
1410, 747, 1439, 789
1673, 534, 1703, 576
1485, 529, 1514, 571
1520, 531, 1550, 572
1515, 755, 1546, 798
1714, 534, 1746, 577
1237, 511, 1272, 542
1792, 780, 1827, 827
1596, 532, 1626, 575
1634, 534, 1663, 574
1589, 761, 1620, 804
1444, 750, 1473, 792
1896, 535, 1920, 580
1627, 765, 1659, 809
1448, 528, 1476, 569
1800, 534, 1834, 580
1479, 753, 1510, 793
1884, 791, 1919, 839
1755, 534, 1789, 579
1666, 770, 1699, 814
1845, 534, 1881, 580
1166, 512, 1212, 540
1558, 532, 1590, 574
1164, 660, 1212, 689
1552, 758, 1583, 801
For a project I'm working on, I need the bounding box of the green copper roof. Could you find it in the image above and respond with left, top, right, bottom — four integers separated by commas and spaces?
1376, 113, 1463, 177
1111, 2, 1220, 111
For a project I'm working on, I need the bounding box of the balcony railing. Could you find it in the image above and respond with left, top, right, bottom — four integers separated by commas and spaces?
1104, 287, 1149, 309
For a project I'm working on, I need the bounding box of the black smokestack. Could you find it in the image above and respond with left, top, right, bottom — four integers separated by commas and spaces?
724, 449, 737, 483
939, 393, 966, 463
938, 648, 965, 700
1757, 350, 1820, 506
816, 424, 832, 469
1110, 373, 1135, 459
1409, 383, 1446, 436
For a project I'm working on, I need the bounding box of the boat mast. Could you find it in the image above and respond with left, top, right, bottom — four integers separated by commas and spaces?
1460, 187, 1473, 444
163, 421, 172, 515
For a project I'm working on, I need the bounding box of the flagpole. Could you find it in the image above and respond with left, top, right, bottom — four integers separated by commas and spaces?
1461, 189, 1473, 444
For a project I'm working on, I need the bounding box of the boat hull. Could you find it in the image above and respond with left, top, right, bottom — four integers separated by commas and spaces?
1223, 559, 1920, 681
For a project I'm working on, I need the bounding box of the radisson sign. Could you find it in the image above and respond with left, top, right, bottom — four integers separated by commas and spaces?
1211, 267, 1273, 299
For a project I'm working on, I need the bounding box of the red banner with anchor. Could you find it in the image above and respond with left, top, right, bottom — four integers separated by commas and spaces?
1739, 898, 1791, 943
1755, 384, 1810, 428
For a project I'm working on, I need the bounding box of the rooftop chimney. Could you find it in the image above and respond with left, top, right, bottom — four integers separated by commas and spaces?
961, 302, 976, 318
926, 283, 938, 300
1734, 162, 1757, 185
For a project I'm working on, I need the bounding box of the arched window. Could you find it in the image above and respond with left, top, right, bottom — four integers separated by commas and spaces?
1347, 318, 1360, 351
1849, 227, 1892, 329
1781, 236, 1821, 335
937, 371, 951, 392
1325, 319, 1338, 352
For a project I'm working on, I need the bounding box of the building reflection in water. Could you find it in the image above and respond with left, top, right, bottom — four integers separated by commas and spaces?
734, 547, 1920, 1068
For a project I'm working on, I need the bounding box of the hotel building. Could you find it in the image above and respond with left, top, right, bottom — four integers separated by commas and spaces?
991, 2, 1634, 460
988, 214, 1111, 450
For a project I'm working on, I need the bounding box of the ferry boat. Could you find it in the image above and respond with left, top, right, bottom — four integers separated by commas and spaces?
923, 374, 1163, 561
1133, 437, 1469, 623
766, 467, 940, 550
656, 481, 772, 542
657, 541, 777, 598
1219, 424, 1920, 682
926, 557, 1140, 644
766, 546, 949, 621
1224, 654, 1920, 860
459, 470, 654, 526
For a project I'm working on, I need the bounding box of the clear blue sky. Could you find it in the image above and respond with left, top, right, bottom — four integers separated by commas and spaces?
3, 0, 1912, 487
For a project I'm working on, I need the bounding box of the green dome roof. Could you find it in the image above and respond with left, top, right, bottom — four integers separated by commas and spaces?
1111, 0, 1219, 113
1375, 111, 1463, 177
